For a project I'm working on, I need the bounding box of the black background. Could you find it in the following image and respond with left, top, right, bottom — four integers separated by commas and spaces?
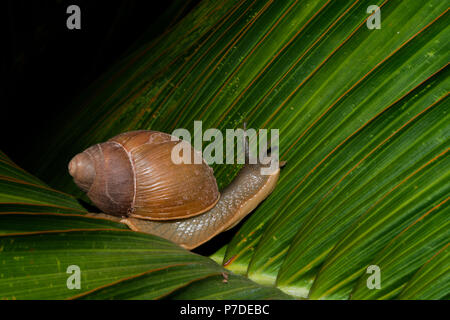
0, 300, 440, 316
3, 0, 197, 169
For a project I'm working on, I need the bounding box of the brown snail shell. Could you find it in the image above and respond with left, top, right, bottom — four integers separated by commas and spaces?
68, 130, 220, 220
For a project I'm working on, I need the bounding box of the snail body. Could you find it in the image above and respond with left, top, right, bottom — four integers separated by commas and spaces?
69, 130, 280, 249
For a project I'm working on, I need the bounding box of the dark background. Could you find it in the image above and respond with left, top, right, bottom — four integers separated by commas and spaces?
2, 0, 234, 255
2, 0, 198, 169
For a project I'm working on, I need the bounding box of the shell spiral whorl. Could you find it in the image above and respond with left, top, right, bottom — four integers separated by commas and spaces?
68, 130, 220, 220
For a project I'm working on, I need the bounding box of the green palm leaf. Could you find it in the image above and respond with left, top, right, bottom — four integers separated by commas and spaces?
0, 153, 289, 300
5, 0, 450, 299
1, 230, 287, 300
350, 198, 449, 300
397, 244, 449, 300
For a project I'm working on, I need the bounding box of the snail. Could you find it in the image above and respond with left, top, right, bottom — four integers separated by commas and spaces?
68, 129, 281, 249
